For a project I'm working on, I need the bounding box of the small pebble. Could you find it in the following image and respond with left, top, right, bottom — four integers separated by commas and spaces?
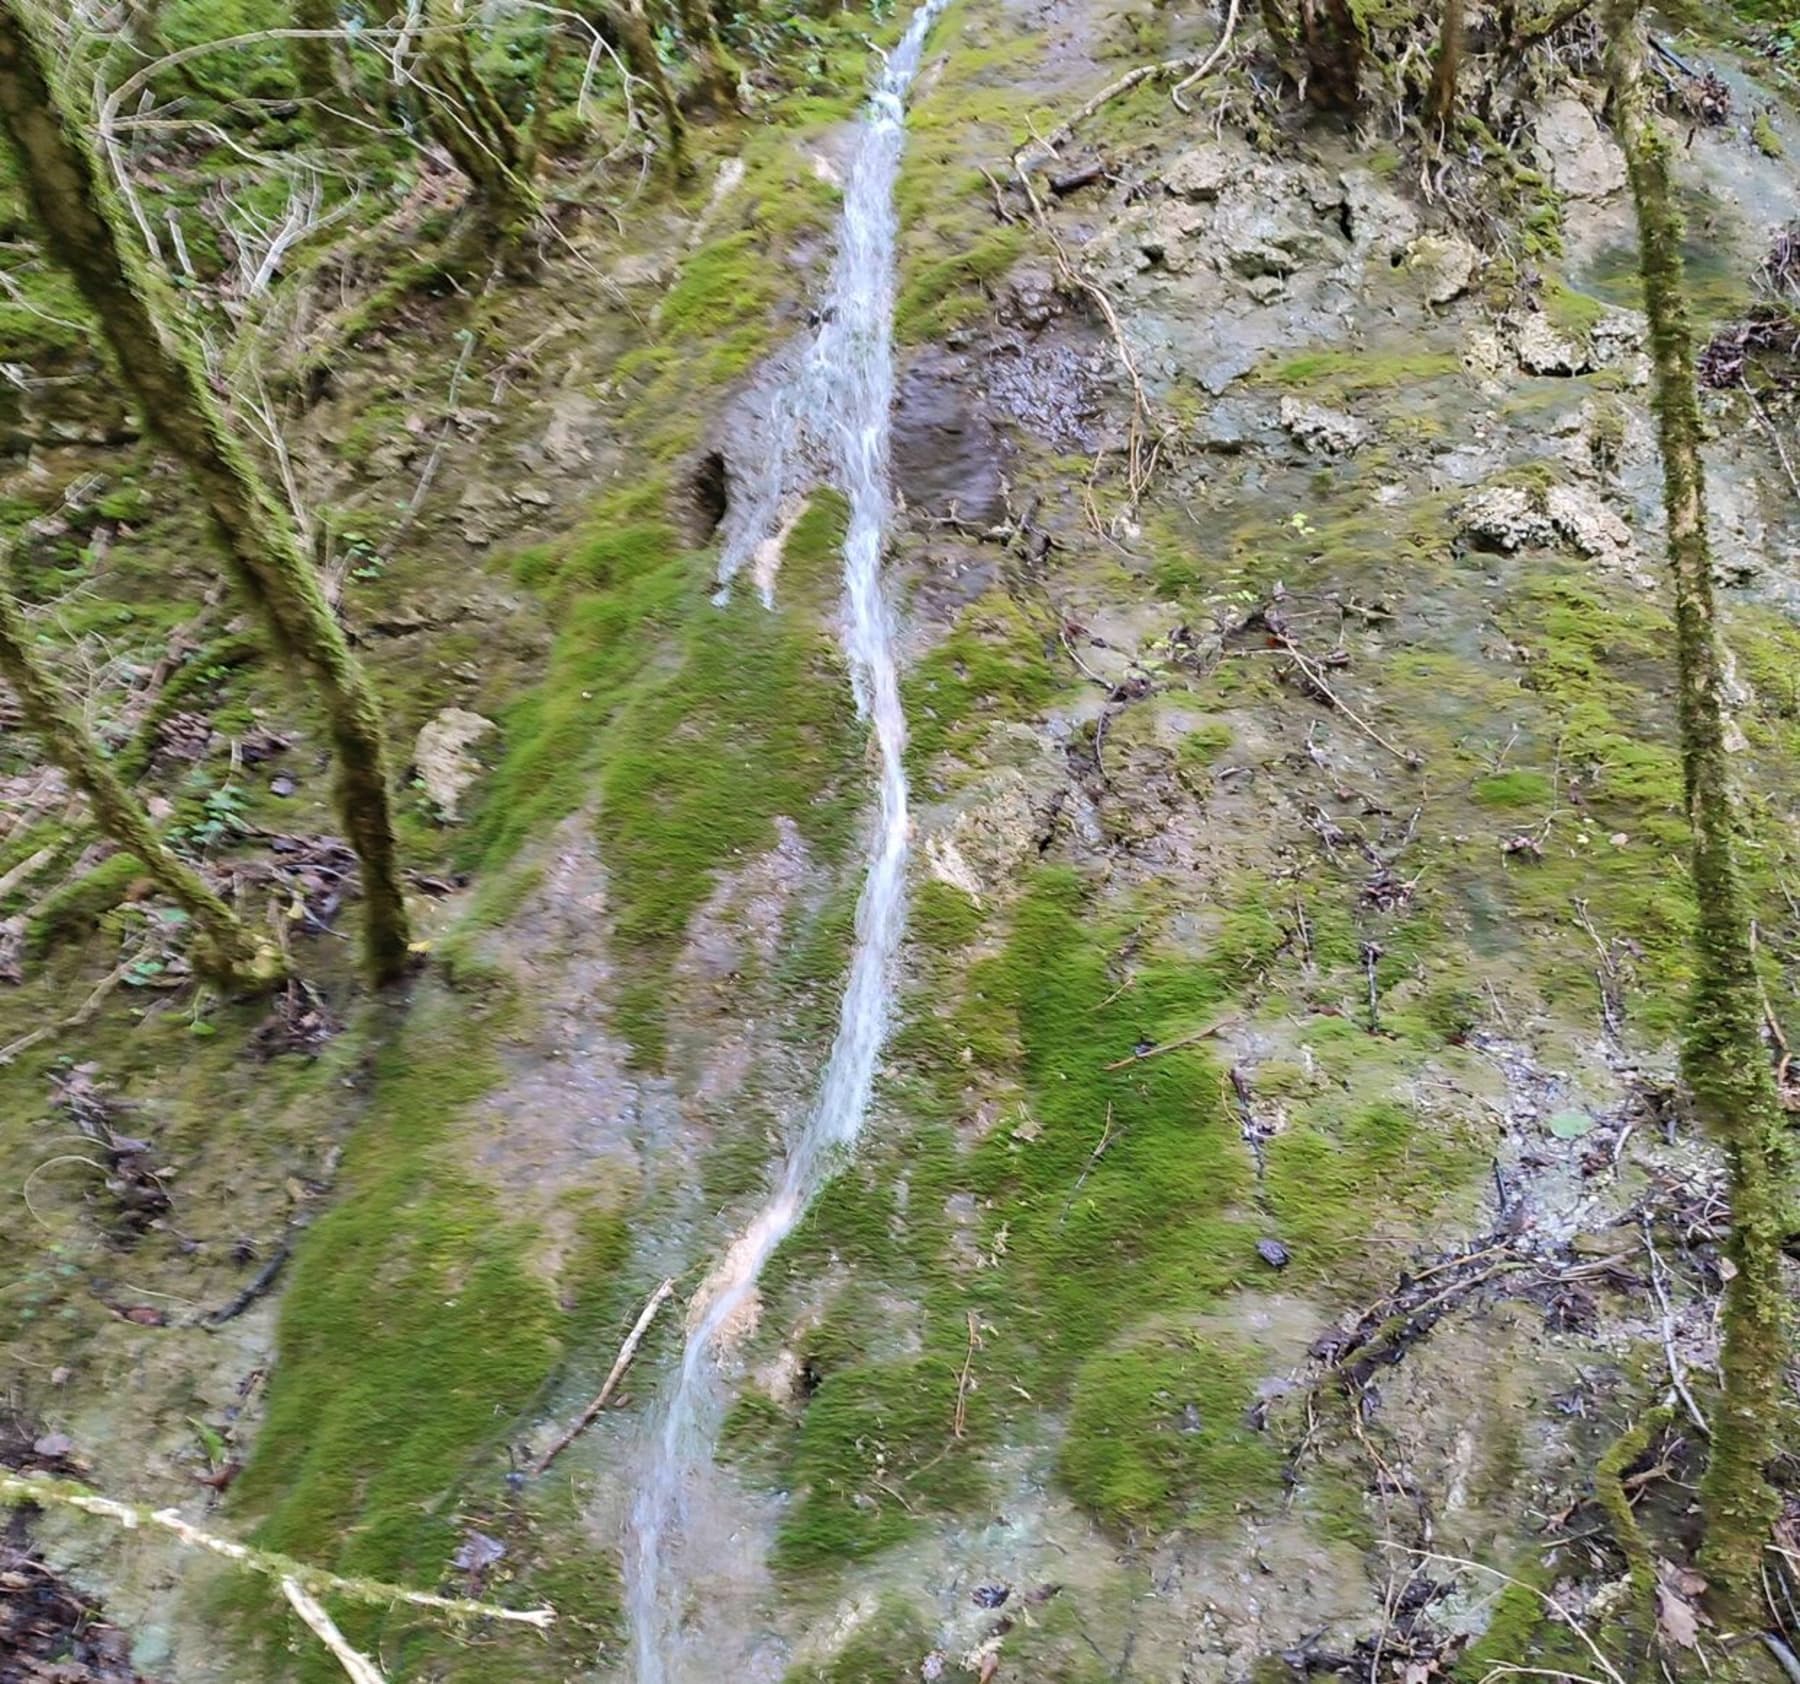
270, 774, 297, 798
972, 1584, 1010, 1609
1256, 1237, 1291, 1269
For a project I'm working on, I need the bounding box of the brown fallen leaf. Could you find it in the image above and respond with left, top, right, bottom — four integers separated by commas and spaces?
1654, 1557, 1708, 1649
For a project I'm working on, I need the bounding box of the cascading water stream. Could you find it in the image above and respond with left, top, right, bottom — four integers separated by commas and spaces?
627, 6, 948, 1678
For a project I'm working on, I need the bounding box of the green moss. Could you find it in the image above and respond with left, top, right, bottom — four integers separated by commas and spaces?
1178, 720, 1234, 773
1452, 1563, 1600, 1681
772, 1350, 990, 1572
782, 1596, 933, 1683
659, 228, 780, 339
1542, 281, 1610, 338
910, 877, 985, 949
1472, 768, 1552, 808
894, 224, 1028, 343
904, 591, 1060, 767
1265, 347, 1462, 397
1751, 108, 1784, 159
961, 870, 1259, 1382
1263, 1099, 1478, 1281
229, 991, 563, 1674
26, 851, 144, 956
1059, 1329, 1280, 1531
475, 485, 861, 1063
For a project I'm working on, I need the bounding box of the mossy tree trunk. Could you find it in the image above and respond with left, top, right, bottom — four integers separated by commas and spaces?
0, 3, 413, 984
610, 0, 688, 175
0, 585, 275, 984
289, 0, 358, 148
667, 0, 738, 110
1427, 0, 1464, 128
1297, 0, 1363, 113
1604, 0, 1791, 1622
416, 0, 540, 267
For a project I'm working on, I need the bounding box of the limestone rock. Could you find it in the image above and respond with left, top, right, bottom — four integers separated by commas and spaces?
1459, 482, 1634, 567
1406, 232, 1481, 304
1279, 398, 1373, 455
1460, 485, 1551, 551
414, 708, 497, 822
1534, 94, 1626, 200
1544, 484, 1633, 563
1000, 265, 1062, 329
1338, 169, 1420, 259
1514, 312, 1591, 375
1163, 145, 1234, 201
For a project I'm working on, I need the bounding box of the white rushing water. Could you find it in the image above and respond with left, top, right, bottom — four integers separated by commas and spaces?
627, 6, 946, 1678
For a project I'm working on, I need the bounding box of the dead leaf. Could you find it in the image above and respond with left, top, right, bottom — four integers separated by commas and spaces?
1654, 1557, 1708, 1649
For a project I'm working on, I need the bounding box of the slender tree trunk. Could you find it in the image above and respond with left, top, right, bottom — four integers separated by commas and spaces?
0, 4, 412, 984
289, 0, 358, 148
1427, 0, 1463, 128
612, 0, 688, 176
669, 0, 738, 110
0, 587, 274, 984
1298, 0, 1362, 112
1604, 0, 1790, 1622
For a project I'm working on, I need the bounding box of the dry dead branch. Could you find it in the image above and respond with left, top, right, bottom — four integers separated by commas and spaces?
532, 1276, 675, 1474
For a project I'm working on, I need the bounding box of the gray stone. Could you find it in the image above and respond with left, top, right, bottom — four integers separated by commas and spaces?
1279, 398, 1374, 454
1163, 145, 1235, 201
1406, 232, 1481, 304
1534, 94, 1626, 200
414, 707, 496, 823
1514, 312, 1591, 376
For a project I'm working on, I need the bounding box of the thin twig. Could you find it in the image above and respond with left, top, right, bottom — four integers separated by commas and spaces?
952, 1310, 981, 1440
532, 1277, 675, 1474
1741, 377, 1800, 503
1102, 1014, 1240, 1070
1641, 1219, 1711, 1437
280, 1578, 388, 1684
1273, 631, 1421, 768
0, 961, 131, 1066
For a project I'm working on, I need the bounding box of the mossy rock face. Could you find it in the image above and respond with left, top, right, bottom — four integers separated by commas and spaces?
1059, 1328, 1281, 1532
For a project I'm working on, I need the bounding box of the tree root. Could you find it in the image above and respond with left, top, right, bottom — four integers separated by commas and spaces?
1593, 1404, 1673, 1668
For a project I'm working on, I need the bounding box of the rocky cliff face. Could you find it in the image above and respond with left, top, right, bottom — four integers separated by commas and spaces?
1, 2, 1798, 1682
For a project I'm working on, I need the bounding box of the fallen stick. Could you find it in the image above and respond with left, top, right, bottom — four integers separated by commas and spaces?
1103, 1014, 1240, 1071
532, 1276, 675, 1475
0, 1472, 554, 1628
1273, 632, 1422, 770
203, 1238, 293, 1327
281, 1578, 388, 1684
952, 1310, 981, 1440
0, 960, 131, 1066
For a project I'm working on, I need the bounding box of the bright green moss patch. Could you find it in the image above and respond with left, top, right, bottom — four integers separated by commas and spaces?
904, 591, 1060, 767
1179, 720, 1234, 772
26, 852, 143, 957
1472, 768, 1552, 808
1060, 1329, 1280, 1532
1263, 1098, 1478, 1281
894, 224, 1028, 343
782, 1596, 933, 1683
1265, 347, 1463, 398
911, 877, 985, 949
230, 991, 563, 1668
773, 1350, 991, 1572
961, 869, 1258, 1380
475, 486, 861, 1062
658, 229, 781, 339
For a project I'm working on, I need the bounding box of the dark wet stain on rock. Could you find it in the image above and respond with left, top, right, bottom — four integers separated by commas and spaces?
891, 346, 1006, 527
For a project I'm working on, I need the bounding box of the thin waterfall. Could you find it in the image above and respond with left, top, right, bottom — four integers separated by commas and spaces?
626, 4, 948, 1678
